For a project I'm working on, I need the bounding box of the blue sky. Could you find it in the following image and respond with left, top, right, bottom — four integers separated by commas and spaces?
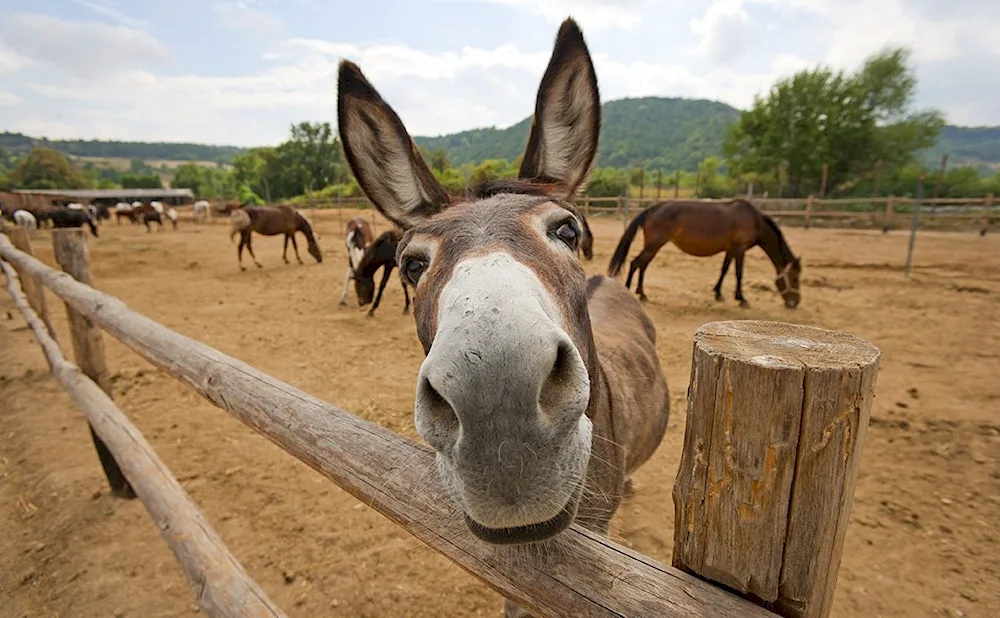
1, 0, 998, 146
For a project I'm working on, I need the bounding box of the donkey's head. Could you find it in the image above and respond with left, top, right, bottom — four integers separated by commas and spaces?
339, 19, 601, 544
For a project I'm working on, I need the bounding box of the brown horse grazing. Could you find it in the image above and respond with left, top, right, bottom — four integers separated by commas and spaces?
142, 211, 163, 233
339, 18, 669, 618
339, 217, 374, 306
607, 199, 802, 308
353, 229, 411, 317
228, 206, 322, 270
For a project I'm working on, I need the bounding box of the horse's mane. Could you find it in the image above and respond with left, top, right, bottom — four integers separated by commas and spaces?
760, 212, 796, 264
357, 229, 403, 276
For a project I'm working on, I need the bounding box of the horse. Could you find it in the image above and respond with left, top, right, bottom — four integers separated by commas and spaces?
339, 217, 374, 306
49, 208, 99, 237
13, 210, 37, 236
193, 200, 210, 223
352, 229, 410, 317
607, 199, 802, 309
150, 201, 165, 215
338, 19, 670, 618
142, 211, 163, 232
166, 207, 178, 230
228, 205, 322, 270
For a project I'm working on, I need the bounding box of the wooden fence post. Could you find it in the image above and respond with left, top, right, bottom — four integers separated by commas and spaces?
883, 196, 894, 233
819, 163, 828, 199
6, 227, 57, 343
904, 176, 924, 277
675, 169, 681, 198
981, 193, 993, 236
52, 229, 135, 499
673, 320, 880, 618
804, 195, 814, 229
584, 196, 591, 217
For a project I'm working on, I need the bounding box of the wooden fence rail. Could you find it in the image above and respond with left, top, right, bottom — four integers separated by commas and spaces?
0, 232, 775, 617
1, 226, 883, 618
0, 256, 286, 618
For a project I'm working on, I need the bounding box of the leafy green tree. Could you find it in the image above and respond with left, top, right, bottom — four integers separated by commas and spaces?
121, 173, 163, 189
724, 47, 943, 197
584, 167, 627, 197
9, 147, 88, 189
129, 158, 155, 174
172, 163, 233, 198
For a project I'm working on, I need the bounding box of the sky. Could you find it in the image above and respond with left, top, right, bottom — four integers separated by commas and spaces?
0, 0, 998, 147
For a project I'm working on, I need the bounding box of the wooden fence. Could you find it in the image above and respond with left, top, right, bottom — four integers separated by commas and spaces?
0, 227, 881, 618
291, 194, 996, 234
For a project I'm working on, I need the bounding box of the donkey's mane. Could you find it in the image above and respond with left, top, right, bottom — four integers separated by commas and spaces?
475, 179, 565, 199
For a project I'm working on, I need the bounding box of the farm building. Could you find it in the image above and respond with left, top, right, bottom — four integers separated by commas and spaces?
3, 188, 195, 211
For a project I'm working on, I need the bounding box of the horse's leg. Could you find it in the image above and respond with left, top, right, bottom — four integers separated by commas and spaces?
714, 254, 733, 302
368, 266, 393, 317
290, 234, 303, 265
237, 236, 247, 271
630, 245, 662, 302
246, 233, 262, 268
338, 267, 352, 306
282, 235, 290, 264
401, 279, 410, 315
734, 250, 750, 308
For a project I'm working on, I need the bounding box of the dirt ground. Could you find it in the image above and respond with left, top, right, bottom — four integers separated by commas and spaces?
1, 209, 998, 618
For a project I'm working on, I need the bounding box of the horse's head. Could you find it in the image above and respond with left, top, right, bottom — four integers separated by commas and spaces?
339, 18, 601, 545
308, 241, 323, 263
776, 256, 802, 308
354, 274, 375, 307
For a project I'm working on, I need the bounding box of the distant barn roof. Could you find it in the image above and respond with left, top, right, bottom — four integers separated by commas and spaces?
12, 188, 195, 200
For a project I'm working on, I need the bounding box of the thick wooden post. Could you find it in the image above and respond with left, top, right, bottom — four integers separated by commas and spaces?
584, 196, 591, 216
904, 176, 924, 277
51, 229, 135, 499
673, 321, 880, 618
6, 227, 57, 343
883, 196, 894, 233
674, 169, 681, 198
804, 195, 814, 229
981, 193, 993, 236
819, 163, 828, 199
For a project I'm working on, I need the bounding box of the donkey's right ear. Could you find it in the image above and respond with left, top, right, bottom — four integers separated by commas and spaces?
338, 61, 449, 230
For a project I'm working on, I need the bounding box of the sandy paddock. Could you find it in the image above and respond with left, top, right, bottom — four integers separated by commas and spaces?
1, 209, 998, 618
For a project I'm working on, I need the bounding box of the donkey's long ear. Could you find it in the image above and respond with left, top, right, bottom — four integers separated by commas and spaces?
338, 61, 450, 229
518, 18, 601, 197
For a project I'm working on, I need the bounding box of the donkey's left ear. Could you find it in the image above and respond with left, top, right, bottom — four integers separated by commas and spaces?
338, 60, 450, 230
518, 18, 601, 198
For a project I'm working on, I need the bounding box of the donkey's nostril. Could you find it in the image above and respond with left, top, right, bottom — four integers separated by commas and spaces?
415, 375, 460, 449
539, 340, 588, 423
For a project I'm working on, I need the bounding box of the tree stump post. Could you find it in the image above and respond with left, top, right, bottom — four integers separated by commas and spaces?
804, 195, 814, 229
52, 229, 135, 499
6, 227, 57, 344
673, 320, 880, 618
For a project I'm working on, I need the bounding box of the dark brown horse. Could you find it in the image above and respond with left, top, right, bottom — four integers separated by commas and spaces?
339, 217, 375, 305
608, 199, 802, 308
229, 205, 322, 270
353, 229, 410, 317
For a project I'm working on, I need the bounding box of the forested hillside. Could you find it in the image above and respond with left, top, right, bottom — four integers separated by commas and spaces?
0, 132, 244, 163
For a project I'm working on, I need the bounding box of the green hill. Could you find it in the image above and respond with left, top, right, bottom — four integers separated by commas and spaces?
414, 97, 741, 172
0, 132, 245, 164
919, 125, 1000, 171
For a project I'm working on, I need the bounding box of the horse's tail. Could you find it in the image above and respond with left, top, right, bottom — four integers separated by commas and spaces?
608, 205, 655, 277
229, 209, 250, 242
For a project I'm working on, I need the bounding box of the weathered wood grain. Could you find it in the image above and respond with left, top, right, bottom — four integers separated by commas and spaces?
672, 320, 880, 618
1, 258, 286, 618
6, 227, 56, 343
0, 233, 777, 618
51, 229, 135, 498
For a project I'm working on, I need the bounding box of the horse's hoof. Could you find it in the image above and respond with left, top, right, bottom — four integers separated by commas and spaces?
338, 300, 347, 307
402, 308, 410, 315
240, 266, 247, 272
638, 294, 648, 303
738, 300, 750, 309
714, 293, 724, 302
366, 311, 375, 318
255, 263, 263, 269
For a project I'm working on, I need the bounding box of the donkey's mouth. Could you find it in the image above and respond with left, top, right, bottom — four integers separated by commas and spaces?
462, 483, 583, 545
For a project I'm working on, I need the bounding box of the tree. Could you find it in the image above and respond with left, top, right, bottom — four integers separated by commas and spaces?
9, 147, 88, 189
724, 47, 943, 197
172, 163, 233, 198
121, 173, 163, 189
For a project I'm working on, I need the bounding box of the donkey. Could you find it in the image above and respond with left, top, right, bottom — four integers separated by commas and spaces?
338, 18, 669, 618
228, 205, 322, 270
339, 217, 374, 306
353, 229, 410, 317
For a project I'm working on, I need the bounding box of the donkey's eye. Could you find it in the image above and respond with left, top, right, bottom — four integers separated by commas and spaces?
550, 219, 579, 248
402, 257, 428, 285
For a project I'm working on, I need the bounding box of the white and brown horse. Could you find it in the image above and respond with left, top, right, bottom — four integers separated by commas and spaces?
339, 217, 374, 306
338, 18, 670, 618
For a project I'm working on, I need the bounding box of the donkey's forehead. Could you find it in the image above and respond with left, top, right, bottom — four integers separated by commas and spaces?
405, 194, 572, 245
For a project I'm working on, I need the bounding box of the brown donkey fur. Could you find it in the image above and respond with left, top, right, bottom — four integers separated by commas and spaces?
339, 217, 374, 306
338, 18, 669, 618
229, 205, 323, 270
608, 199, 803, 308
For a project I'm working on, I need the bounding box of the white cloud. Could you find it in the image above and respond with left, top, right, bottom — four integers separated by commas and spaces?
0, 45, 31, 74
68, 0, 148, 29
0, 90, 21, 106
0, 13, 173, 78
481, 0, 651, 31
689, 0, 754, 66
214, 2, 285, 36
